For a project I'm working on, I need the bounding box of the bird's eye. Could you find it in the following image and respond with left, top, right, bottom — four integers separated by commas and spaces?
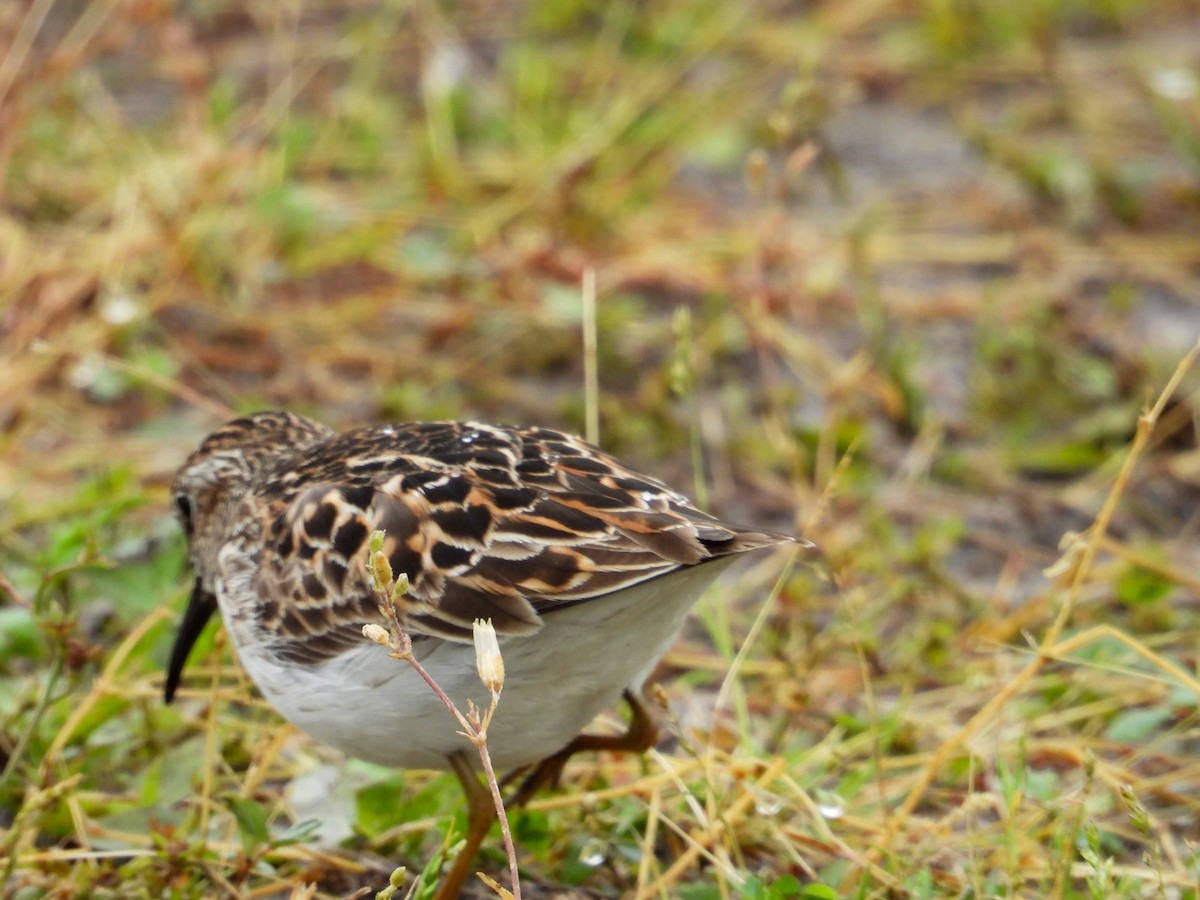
174, 495, 195, 537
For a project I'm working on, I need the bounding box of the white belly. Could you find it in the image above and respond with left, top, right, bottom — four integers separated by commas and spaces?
227, 559, 738, 771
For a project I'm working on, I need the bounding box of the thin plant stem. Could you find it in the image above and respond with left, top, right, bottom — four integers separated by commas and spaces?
365, 552, 522, 900
582, 267, 599, 446
475, 731, 520, 898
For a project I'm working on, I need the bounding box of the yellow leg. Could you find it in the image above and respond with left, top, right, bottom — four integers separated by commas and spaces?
509, 688, 660, 807
433, 752, 496, 900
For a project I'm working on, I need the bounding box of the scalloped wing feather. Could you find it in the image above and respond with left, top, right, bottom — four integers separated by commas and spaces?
244, 420, 796, 664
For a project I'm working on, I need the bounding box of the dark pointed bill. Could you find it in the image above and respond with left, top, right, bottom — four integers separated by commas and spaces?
164, 578, 219, 703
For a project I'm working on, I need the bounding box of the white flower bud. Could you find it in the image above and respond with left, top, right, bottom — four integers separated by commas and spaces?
362, 623, 390, 646
472, 618, 504, 694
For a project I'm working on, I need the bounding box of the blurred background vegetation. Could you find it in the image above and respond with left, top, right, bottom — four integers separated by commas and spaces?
2, 0, 1200, 897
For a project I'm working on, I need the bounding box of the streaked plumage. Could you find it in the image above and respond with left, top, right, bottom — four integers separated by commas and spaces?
165, 410, 803, 894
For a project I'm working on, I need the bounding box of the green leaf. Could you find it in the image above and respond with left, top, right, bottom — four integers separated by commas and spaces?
1012, 440, 1106, 476
770, 876, 804, 897
800, 884, 839, 900
0, 607, 43, 663
1116, 565, 1172, 606
227, 796, 270, 850
740, 875, 810, 899
1104, 706, 1173, 743
273, 818, 322, 847
1025, 766, 1061, 803
355, 775, 408, 839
